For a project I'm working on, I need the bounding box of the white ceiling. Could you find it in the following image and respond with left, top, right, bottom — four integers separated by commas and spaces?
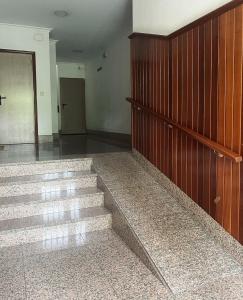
133, 0, 231, 35
0, 0, 132, 61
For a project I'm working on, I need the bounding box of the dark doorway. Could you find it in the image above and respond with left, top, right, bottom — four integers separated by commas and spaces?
60, 78, 86, 134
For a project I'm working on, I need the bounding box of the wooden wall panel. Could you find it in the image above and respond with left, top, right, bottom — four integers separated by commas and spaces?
170, 20, 220, 216
130, 3, 243, 244
131, 37, 170, 176
216, 6, 243, 239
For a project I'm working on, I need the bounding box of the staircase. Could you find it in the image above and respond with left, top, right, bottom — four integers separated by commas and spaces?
0, 158, 112, 247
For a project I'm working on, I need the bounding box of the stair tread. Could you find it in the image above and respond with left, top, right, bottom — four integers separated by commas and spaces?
0, 187, 103, 208
0, 206, 110, 233
0, 157, 92, 168
0, 170, 96, 186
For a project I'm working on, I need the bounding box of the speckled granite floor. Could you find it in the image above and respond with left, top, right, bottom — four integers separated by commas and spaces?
0, 229, 172, 299
1, 152, 243, 299
92, 152, 243, 300
0, 156, 171, 299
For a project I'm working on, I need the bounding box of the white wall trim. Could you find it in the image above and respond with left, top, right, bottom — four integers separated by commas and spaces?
0, 22, 52, 32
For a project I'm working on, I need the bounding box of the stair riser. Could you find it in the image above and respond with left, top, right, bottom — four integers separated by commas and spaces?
0, 215, 112, 247
0, 177, 97, 197
0, 159, 92, 177
0, 194, 104, 221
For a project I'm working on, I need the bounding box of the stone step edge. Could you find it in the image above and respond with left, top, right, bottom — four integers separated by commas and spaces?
0, 194, 105, 221
0, 214, 112, 247
0, 157, 93, 168
0, 158, 93, 178
0, 210, 112, 235
0, 172, 97, 187
0, 189, 104, 209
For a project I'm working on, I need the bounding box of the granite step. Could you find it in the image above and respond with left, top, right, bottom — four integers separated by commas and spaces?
0, 158, 92, 177
0, 206, 112, 247
0, 171, 98, 197
0, 187, 104, 220
0, 170, 95, 185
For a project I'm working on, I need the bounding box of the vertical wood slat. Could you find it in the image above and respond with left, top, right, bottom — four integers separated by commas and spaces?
203, 20, 212, 213
171, 38, 178, 185
223, 10, 235, 233
192, 27, 200, 205
239, 5, 243, 244
240, 164, 243, 243
231, 6, 243, 240
130, 4, 243, 244
216, 11, 227, 225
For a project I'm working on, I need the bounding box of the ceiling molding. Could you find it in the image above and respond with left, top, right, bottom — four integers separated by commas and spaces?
0, 22, 52, 32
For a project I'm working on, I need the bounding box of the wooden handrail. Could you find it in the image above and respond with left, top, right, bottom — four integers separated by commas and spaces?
126, 97, 242, 163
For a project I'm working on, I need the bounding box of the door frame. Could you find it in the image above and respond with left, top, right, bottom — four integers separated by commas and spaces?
0, 49, 38, 144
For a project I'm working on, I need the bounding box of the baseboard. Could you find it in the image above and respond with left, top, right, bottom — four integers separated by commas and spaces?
38, 135, 53, 143
132, 149, 243, 266
87, 130, 131, 143
60, 129, 86, 135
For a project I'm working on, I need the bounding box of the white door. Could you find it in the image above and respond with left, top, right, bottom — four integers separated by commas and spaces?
0, 52, 35, 144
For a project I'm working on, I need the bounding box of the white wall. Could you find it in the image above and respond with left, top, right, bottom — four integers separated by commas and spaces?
49, 40, 58, 134
0, 23, 53, 136
133, 0, 231, 35
85, 27, 131, 134
58, 62, 85, 79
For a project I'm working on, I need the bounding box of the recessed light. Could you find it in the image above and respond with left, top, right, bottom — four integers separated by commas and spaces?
54, 10, 69, 17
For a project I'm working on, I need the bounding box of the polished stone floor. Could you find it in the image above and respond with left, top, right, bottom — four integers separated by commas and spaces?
0, 134, 131, 164
0, 229, 172, 299
92, 152, 243, 300
1, 149, 243, 299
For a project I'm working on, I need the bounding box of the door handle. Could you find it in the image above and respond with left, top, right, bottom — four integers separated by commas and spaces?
62, 103, 67, 109
0, 95, 7, 106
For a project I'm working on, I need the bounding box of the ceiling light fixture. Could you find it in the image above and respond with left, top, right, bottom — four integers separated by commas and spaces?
54, 10, 69, 17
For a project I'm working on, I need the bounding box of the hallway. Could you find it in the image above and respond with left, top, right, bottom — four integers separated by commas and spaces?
0, 134, 131, 164
1, 1, 243, 299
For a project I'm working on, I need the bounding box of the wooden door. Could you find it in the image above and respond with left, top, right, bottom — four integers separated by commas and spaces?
0, 52, 36, 144
60, 78, 86, 134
